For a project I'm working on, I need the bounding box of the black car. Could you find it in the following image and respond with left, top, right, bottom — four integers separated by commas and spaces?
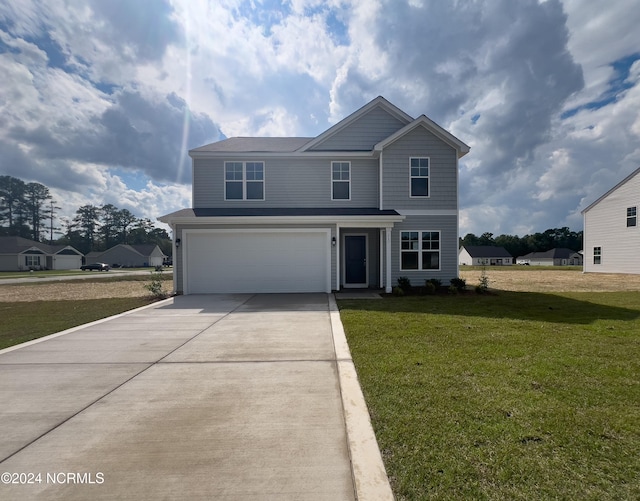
80, 263, 110, 271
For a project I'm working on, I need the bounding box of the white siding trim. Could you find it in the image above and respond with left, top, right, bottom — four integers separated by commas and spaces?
396, 209, 457, 216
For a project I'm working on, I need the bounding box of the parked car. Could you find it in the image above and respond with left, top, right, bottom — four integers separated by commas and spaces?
80, 263, 110, 271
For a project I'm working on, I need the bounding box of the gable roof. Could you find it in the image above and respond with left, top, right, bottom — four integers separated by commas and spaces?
582, 166, 640, 213
0, 237, 83, 256
375, 115, 470, 158
300, 96, 413, 152
96, 244, 165, 258
460, 245, 512, 258
518, 248, 580, 259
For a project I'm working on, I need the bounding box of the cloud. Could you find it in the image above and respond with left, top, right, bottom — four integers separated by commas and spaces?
1, 0, 640, 239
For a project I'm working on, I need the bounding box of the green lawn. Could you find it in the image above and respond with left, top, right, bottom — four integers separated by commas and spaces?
0, 298, 156, 350
338, 291, 640, 500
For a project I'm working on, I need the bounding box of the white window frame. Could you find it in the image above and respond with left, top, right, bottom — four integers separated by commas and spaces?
25, 255, 41, 268
331, 161, 351, 201
224, 161, 265, 201
627, 206, 637, 227
409, 157, 430, 198
400, 230, 441, 271
593, 246, 602, 265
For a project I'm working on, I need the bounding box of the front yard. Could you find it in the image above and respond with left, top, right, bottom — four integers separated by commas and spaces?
338, 276, 640, 500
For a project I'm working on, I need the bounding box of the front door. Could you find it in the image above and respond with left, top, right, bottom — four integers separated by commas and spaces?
344, 235, 367, 287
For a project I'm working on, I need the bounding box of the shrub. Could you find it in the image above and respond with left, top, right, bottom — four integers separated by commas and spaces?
397, 276, 412, 292
392, 286, 405, 296
450, 277, 466, 290
477, 268, 490, 294
448, 285, 459, 295
423, 282, 436, 295
426, 278, 442, 288
144, 269, 168, 299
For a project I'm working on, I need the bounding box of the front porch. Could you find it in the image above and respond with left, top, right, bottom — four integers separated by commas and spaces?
336, 226, 394, 293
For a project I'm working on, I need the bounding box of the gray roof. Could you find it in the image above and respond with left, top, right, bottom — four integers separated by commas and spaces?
518, 248, 579, 260
190, 137, 313, 153
461, 245, 512, 258
161, 208, 400, 219
0, 236, 82, 255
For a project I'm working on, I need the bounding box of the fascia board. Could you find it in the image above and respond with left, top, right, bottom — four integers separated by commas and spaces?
299, 97, 413, 152
375, 116, 470, 158
581, 166, 640, 214
189, 150, 378, 159
161, 214, 405, 227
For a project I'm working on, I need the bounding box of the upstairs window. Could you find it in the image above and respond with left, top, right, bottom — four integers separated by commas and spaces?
410, 157, 430, 197
225, 161, 264, 200
400, 231, 440, 270
627, 206, 637, 227
332, 162, 350, 200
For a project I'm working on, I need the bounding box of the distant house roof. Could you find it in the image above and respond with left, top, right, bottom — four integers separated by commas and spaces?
518, 248, 579, 260
190, 137, 313, 154
460, 245, 512, 258
0, 236, 82, 256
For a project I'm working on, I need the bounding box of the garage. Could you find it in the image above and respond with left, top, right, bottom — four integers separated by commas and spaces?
184, 229, 331, 294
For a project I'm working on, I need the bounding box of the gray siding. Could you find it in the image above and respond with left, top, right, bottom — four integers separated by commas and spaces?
391, 215, 459, 285
382, 127, 458, 210
193, 158, 378, 208
309, 107, 407, 151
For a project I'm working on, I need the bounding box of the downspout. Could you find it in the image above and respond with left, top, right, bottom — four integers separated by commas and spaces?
455, 152, 460, 278
379, 151, 384, 210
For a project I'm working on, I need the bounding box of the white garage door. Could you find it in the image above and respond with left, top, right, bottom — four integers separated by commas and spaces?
185, 230, 330, 294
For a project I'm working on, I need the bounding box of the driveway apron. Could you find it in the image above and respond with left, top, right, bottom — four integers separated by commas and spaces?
0, 294, 368, 500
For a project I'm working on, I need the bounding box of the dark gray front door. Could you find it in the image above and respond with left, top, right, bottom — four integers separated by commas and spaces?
345, 235, 367, 285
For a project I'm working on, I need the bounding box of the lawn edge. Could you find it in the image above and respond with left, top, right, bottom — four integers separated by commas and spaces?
329, 294, 394, 501
0, 296, 175, 355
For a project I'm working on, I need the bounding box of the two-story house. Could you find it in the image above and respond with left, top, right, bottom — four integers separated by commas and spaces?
159, 96, 470, 294
582, 166, 640, 274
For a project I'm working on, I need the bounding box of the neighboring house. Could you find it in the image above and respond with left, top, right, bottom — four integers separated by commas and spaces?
159, 96, 470, 294
516, 248, 583, 266
582, 166, 640, 274
85, 244, 166, 268
0, 236, 83, 271
459, 245, 513, 266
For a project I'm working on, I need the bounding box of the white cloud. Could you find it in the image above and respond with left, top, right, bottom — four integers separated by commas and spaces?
1, 0, 640, 240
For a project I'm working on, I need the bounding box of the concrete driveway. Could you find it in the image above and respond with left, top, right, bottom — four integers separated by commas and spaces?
0, 294, 392, 500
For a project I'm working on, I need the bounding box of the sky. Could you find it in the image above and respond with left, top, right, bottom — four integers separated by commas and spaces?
1, 0, 639, 238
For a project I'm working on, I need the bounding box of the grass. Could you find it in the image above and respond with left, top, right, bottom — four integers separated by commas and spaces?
338, 291, 640, 500
0, 298, 155, 350
0, 268, 165, 279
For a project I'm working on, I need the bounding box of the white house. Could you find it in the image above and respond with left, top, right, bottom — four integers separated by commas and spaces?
160, 96, 470, 294
459, 245, 513, 266
582, 166, 640, 274
516, 248, 583, 266
85, 244, 166, 268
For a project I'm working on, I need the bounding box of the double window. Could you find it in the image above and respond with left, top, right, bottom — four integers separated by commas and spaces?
332, 162, 350, 200
25, 255, 41, 268
593, 247, 602, 265
400, 231, 440, 270
410, 157, 430, 197
627, 206, 637, 227
225, 161, 264, 200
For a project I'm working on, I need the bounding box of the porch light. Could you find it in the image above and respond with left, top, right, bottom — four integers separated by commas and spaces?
332, 236, 336, 246
175, 238, 181, 248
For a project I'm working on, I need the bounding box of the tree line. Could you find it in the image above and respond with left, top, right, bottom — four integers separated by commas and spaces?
0, 175, 171, 256
460, 227, 583, 259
